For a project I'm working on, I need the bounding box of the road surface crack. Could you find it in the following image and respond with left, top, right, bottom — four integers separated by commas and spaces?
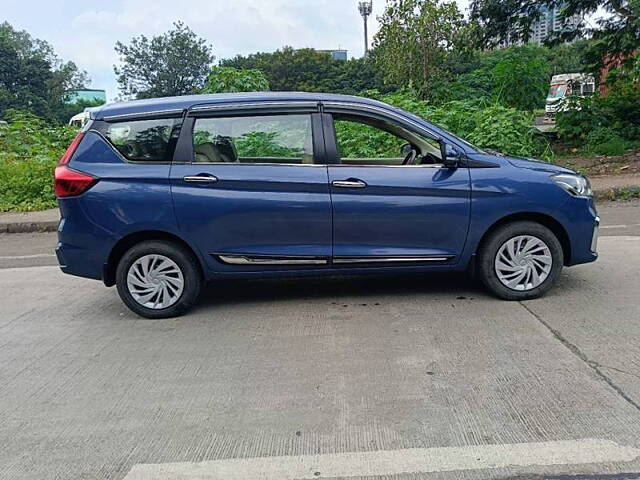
519, 302, 640, 413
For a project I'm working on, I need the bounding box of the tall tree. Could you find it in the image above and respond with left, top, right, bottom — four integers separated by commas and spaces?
373, 0, 464, 98
470, 0, 639, 74
201, 67, 269, 93
114, 22, 214, 99
220, 47, 391, 94
0, 22, 87, 121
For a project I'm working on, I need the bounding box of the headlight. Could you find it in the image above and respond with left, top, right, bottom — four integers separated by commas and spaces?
551, 173, 593, 197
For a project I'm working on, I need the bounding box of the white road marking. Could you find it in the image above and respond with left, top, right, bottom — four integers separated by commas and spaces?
601, 223, 640, 229
123, 438, 640, 480
0, 253, 56, 260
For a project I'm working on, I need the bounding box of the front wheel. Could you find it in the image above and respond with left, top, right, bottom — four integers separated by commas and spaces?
116, 240, 202, 318
478, 221, 564, 301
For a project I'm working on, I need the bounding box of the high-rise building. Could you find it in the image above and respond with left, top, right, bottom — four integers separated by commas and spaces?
500, 3, 583, 47
530, 4, 583, 44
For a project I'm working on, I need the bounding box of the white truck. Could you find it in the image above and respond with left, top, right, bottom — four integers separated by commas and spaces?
545, 73, 596, 119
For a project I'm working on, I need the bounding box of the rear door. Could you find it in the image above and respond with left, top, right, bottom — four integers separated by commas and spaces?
170, 103, 333, 273
322, 105, 471, 265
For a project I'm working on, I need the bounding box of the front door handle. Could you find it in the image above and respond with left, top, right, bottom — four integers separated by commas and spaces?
332, 179, 367, 188
183, 174, 218, 184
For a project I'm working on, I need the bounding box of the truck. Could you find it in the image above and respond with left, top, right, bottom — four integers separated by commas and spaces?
545, 73, 596, 120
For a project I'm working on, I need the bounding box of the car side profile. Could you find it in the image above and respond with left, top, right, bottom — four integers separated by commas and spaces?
54, 92, 599, 318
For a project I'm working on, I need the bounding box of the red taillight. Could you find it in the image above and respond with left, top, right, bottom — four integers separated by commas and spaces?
54, 132, 97, 197
54, 166, 98, 198
58, 132, 84, 165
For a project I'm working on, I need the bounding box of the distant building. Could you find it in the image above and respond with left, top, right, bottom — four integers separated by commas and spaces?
65, 89, 107, 105
318, 49, 348, 61
500, 3, 582, 47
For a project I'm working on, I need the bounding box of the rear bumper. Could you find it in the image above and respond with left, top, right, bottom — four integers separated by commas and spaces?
55, 205, 113, 281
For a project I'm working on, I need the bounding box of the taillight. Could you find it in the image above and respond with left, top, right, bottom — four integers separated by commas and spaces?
54, 166, 98, 198
58, 132, 84, 165
54, 133, 97, 198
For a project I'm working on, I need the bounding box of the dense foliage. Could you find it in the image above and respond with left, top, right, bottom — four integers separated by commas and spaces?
221, 47, 392, 95
339, 90, 551, 159
470, 0, 640, 76
556, 53, 640, 154
0, 22, 88, 123
201, 67, 269, 94
0, 111, 76, 211
114, 22, 214, 99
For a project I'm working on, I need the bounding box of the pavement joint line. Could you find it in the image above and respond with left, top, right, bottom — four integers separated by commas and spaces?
519, 302, 640, 412
0, 254, 56, 260
122, 439, 640, 480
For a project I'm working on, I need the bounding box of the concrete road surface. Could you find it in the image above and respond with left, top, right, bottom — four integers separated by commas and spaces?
1, 201, 640, 480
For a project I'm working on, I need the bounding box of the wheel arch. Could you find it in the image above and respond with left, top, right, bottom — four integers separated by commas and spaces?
103, 230, 204, 287
475, 212, 572, 266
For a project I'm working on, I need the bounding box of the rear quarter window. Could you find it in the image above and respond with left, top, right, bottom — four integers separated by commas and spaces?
104, 118, 180, 162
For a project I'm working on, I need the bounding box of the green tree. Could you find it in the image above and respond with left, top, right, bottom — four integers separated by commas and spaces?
373, 0, 464, 99
201, 67, 269, 93
451, 45, 552, 110
0, 22, 87, 122
470, 0, 640, 75
114, 22, 214, 99
220, 47, 391, 94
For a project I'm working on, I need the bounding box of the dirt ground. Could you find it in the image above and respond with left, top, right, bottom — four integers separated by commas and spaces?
553, 151, 640, 176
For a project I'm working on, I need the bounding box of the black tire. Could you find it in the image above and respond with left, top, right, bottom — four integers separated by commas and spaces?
477, 221, 564, 301
116, 240, 202, 319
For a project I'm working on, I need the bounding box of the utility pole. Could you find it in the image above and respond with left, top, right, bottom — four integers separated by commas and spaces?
358, 1, 373, 57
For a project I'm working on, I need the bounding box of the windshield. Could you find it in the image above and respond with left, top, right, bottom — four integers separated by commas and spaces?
548, 84, 567, 99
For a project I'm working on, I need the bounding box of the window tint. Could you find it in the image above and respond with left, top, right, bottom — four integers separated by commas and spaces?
105, 118, 179, 162
334, 117, 442, 166
192, 114, 314, 164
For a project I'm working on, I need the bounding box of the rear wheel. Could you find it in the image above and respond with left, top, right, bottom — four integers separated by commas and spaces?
116, 240, 202, 318
478, 221, 563, 300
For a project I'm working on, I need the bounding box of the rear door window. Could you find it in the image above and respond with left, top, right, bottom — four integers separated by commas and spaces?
192, 114, 314, 164
104, 118, 180, 162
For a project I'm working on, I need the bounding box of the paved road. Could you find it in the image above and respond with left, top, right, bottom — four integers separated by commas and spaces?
1, 201, 640, 480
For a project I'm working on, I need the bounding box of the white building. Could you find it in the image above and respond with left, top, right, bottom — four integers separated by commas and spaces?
501, 3, 583, 46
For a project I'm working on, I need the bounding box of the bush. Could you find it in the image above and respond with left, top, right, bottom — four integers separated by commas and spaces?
0, 110, 76, 212
375, 90, 551, 159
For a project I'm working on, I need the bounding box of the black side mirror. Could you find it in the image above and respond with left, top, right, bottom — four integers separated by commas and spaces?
441, 143, 461, 169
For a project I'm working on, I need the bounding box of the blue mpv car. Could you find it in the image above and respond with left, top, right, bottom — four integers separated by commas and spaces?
54, 93, 599, 318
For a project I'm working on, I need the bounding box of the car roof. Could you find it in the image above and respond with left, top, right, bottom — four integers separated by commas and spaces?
91, 92, 391, 120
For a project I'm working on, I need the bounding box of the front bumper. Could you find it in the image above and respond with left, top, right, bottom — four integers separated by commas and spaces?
591, 216, 600, 254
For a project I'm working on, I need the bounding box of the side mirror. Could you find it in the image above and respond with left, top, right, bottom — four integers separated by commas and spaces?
441, 143, 462, 169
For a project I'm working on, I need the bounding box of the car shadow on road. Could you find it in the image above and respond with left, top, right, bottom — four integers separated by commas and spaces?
195, 272, 485, 309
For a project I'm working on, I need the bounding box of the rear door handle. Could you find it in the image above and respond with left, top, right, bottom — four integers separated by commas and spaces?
183, 174, 218, 183
332, 179, 367, 188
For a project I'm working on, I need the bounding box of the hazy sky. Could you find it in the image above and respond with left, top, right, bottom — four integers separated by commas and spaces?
2, 0, 471, 100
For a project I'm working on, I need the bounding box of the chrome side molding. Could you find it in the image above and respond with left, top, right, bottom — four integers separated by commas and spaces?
216, 254, 328, 265
215, 254, 452, 266
333, 256, 452, 264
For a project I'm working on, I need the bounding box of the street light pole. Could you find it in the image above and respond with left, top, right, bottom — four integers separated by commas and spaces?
358, 1, 373, 57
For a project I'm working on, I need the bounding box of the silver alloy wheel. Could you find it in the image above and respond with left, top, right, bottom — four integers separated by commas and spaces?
126, 254, 184, 309
494, 235, 553, 291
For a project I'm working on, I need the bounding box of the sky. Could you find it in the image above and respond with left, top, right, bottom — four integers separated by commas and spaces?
2, 0, 471, 100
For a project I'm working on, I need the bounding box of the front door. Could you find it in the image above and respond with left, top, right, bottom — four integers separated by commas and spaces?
171, 110, 332, 272
324, 111, 471, 265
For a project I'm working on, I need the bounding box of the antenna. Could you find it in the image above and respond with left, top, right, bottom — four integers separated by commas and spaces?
358, 1, 373, 57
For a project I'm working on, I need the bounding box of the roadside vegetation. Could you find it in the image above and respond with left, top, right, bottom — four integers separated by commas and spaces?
1, 0, 638, 211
